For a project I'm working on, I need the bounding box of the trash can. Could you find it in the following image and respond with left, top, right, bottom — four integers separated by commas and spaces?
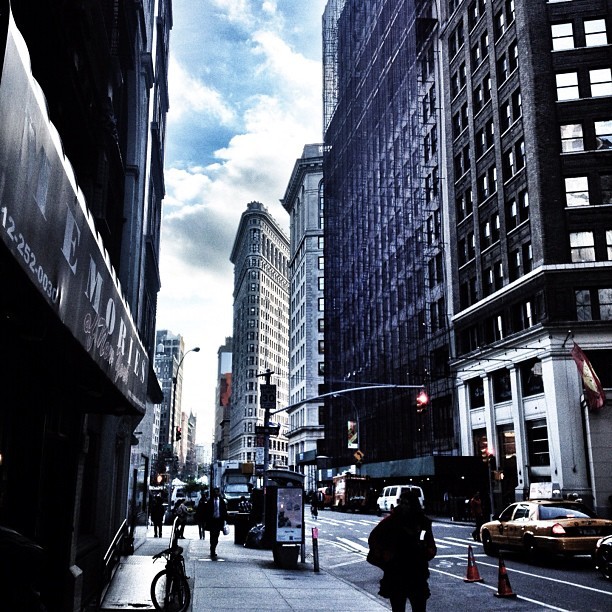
273, 543, 299, 569
234, 513, 250, 545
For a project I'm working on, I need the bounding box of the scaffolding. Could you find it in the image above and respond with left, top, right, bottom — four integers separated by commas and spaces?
323, 0, 455, 465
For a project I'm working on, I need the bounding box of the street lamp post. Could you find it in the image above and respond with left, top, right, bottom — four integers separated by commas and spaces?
170, 346, 200, 479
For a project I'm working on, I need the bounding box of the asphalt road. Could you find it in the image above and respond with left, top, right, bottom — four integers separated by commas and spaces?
305, 510, 612, 611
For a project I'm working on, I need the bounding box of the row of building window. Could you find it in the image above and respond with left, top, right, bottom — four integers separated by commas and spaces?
551, 18, 608, 50
560, 121, 612, 152
556, 68, 612, 100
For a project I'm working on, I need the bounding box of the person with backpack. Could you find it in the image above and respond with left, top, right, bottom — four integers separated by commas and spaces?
367, 490, 437, 612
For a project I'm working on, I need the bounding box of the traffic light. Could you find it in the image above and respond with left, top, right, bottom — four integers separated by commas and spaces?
416, 388, 429, 412
176, 426, 182, 441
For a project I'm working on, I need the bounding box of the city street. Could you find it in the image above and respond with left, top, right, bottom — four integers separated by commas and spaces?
306, 511, 612, 611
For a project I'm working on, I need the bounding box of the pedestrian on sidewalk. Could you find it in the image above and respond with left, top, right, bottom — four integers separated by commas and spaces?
195, 495, 207, 540
469, 491, 485, 541
367, 491, 437, 612
203, 487, 228, 558
150, 494, 165, 538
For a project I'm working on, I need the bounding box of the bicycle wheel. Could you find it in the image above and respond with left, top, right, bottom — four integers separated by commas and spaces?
150, 569, 191, 612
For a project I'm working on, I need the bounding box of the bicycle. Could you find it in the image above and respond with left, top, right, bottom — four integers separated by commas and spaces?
150, 521, 191, 612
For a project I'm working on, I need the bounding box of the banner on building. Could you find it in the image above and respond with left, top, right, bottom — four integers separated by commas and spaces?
347, 420, 358, 449
570, 342, 606, 412
0, 11, 149, 411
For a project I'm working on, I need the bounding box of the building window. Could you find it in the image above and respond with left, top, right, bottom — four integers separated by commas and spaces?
317, 297, 324, 311
520, 358, 544, 396
468, 0, 485, 30
318, 340, 325, 354
585, 19, 608, 47
570, 231, 595, 262
318, 256, 324, 269
318, 277, 324, 291
493, 369, 512, 403
497, 53, 510, 84
468, 378, 485, 408
478, 165, 497, 200
575, 289, 592, 321
602, 174, 612, 205
318, 318, 324, 332
456, 187, 473, 221
527, 419, 550, 468
494, 8, 506, 40
607, 229, 612, 260
556, 72, 579, 100
506, 190, 529, 229
565, 176, 589, 206
560, 124, 584, 152
595, 120, 612, 149
576, 288, 612, 320
551, 22, 574, 50
590, 68, 612, 97
318, 362, 324, 376
449, 20, 465, 58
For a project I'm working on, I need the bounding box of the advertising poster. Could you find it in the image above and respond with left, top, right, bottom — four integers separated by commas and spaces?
276, 487, 303, 542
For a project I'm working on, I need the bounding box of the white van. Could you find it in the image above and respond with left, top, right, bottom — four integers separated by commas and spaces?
376, 484, 425, 513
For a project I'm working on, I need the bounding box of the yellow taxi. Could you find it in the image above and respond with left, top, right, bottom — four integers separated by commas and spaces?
480, 499, 612, 558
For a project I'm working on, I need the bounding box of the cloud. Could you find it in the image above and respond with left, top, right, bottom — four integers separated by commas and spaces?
168, 57, 235, 125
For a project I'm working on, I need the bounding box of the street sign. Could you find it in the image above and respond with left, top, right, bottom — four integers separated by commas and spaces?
255, 424, 280, 436
260, 384, 277, 409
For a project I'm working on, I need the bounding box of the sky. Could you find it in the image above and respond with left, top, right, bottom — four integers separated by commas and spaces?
156, 0, 328, 444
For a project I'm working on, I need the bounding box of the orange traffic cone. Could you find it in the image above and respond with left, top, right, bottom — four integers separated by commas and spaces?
494, 554, 517, 598
464, 545, 484, 583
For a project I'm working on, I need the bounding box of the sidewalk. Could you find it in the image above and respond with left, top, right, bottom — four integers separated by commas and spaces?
100, 523, 388, 611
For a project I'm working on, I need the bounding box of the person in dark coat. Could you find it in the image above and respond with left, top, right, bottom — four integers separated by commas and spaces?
203, 487, 229, 558
368, 491, 437, 612
150, 495, 165, 538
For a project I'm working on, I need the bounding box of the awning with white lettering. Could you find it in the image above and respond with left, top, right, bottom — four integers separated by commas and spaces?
0, 10, 148, 413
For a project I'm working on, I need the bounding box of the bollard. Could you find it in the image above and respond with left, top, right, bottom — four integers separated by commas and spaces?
312, 527, 320, 572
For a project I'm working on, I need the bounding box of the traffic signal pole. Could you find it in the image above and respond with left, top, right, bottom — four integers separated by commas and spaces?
257, 368, 275, 519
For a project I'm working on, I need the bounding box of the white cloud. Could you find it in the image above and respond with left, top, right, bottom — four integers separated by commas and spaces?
168, 57, 235, 125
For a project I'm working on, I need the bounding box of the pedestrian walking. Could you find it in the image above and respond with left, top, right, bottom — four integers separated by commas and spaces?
367, 490, 437, 612
195, 495, 207, 540
150, 494, 165, 538
469, 491, 485, 542
310, 501, 318, 519
203, 487, 229, 558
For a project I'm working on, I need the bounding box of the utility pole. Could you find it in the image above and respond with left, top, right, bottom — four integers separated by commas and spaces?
257, 368, 276, 523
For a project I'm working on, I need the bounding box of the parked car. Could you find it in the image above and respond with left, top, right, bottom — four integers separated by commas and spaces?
480, 499, 612, 558
595, 534, 612, 580
376, 484, 425, 514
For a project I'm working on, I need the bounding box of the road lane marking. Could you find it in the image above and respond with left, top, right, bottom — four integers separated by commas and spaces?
337, 537, 370, 553
430, 568, 571, 611
474, 560, 612, 596
327, 558, 366, 568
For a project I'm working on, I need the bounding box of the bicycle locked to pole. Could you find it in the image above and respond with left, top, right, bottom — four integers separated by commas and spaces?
150, 518, 191, 611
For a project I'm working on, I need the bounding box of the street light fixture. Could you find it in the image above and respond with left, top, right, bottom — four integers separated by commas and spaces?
170, 346, 200, 477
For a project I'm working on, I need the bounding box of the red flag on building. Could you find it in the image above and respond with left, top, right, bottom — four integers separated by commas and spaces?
570, 343, 606, 412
